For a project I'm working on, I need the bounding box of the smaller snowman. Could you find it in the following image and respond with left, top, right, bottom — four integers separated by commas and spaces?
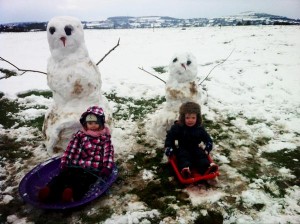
165, 52, 200, 112
43, 16, 111, 154
146, 52, 201, 141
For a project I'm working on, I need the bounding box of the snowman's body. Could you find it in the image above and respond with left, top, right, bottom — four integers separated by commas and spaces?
47, 55, 102, 109
43, 16, 110, 154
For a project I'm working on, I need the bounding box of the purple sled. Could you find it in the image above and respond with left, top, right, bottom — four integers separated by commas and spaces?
19, 157, 118, 210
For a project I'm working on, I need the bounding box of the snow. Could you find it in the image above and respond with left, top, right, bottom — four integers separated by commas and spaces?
0, 25, 300, 223
263, 140, 298, 153
185, 186, 226, 205
104, 209, 160, 224
142, 169, 155, 180
2, 195, 13, 204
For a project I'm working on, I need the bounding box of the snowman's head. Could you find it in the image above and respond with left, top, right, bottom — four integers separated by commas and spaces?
168, 52, 197, 83
47, 16, 87, 59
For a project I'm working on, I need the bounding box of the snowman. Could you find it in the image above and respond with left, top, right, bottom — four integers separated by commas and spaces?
146, 52, 201, 141
165, 52, 200, 111
43, 16, 111, 154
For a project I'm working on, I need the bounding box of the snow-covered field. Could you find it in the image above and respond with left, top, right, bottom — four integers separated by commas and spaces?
0, 26, 299, 223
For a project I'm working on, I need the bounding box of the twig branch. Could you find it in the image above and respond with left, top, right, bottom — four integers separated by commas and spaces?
0, 56, 47, 75
96, 38, 120, 66
138, 67, 166, 84
198, 48, 235, 86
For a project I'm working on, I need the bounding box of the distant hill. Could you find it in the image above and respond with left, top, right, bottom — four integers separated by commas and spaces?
1, 12, 299, 32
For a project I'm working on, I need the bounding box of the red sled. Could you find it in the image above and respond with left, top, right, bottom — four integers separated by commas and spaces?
168, 154, 220, 184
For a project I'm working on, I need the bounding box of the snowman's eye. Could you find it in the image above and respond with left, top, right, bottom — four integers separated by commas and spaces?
49, 27, 56, 35
64, 25, 73, 36
187, 60, 191, 65
173, 58, 178, 63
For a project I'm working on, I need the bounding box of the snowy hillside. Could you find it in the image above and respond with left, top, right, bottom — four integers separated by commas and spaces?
0, 26, 299, 223
1, 12, 300, 31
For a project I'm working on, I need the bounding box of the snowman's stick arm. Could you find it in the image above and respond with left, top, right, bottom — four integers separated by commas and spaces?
198, 48, 234, 86
138, 67, 166, 84
96, 38, 120, 66
0, 56, 47, 78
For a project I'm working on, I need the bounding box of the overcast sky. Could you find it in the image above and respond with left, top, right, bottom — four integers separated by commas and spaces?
1, 0, 300, 24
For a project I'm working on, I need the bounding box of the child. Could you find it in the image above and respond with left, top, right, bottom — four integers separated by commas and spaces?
38, 106, 114, 202
164, 101, 217, 178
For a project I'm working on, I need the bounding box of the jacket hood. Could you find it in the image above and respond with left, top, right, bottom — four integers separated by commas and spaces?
79, 106, 105, 126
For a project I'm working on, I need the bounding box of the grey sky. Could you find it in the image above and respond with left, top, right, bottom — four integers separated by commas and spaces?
0, 0, 300, 24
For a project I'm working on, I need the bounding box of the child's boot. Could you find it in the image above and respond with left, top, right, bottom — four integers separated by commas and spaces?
181, 167, 191, 179
62, 187, 73, 202
38, 186, 50, 202
205, 163, 218, 174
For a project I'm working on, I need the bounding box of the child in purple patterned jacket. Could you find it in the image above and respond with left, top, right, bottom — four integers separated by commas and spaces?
38, 106, 114, 203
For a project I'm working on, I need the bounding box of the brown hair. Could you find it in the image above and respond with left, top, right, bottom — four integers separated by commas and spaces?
178, 101, 202, 125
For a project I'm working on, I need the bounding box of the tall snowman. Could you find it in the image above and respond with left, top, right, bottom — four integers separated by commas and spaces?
43, 16, 111, 154
146, 52, 201, 141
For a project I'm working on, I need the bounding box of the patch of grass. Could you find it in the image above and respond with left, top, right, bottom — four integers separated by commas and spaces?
163, 206, 177, 217
246, 117, 265, 125
17, 90, 53, 99
262, 148, 300, 185
129, 151, 155, 170
105, 92, 165, 121
255, 137, 271, 146
131, 180, 189, 219
236, 198, 247, 212
0, 197, 27, 224
79, 206, 113, 223
141, 217, 161, 224
135, 122, 157, 148
27, 211, 72, 224
127, 150, 164, 175
202, 116, 222, 130
0, 97, 46, 131
262, 179, 288, 197
237, 159, 261, 180
204, 113, 274, 178
0, 94, 47, 130
221, 147, 231, 158
0, 97, 23, 128
214, 131, 232, 142
0, 68, 17, 79
24, 115, 45, 131
194, 210, 223, 224
253, 203, 265, 211
128, 150, 190, 218
153, 66, 167, 74
0, 134, 33, 162
202, 114, 237, 142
